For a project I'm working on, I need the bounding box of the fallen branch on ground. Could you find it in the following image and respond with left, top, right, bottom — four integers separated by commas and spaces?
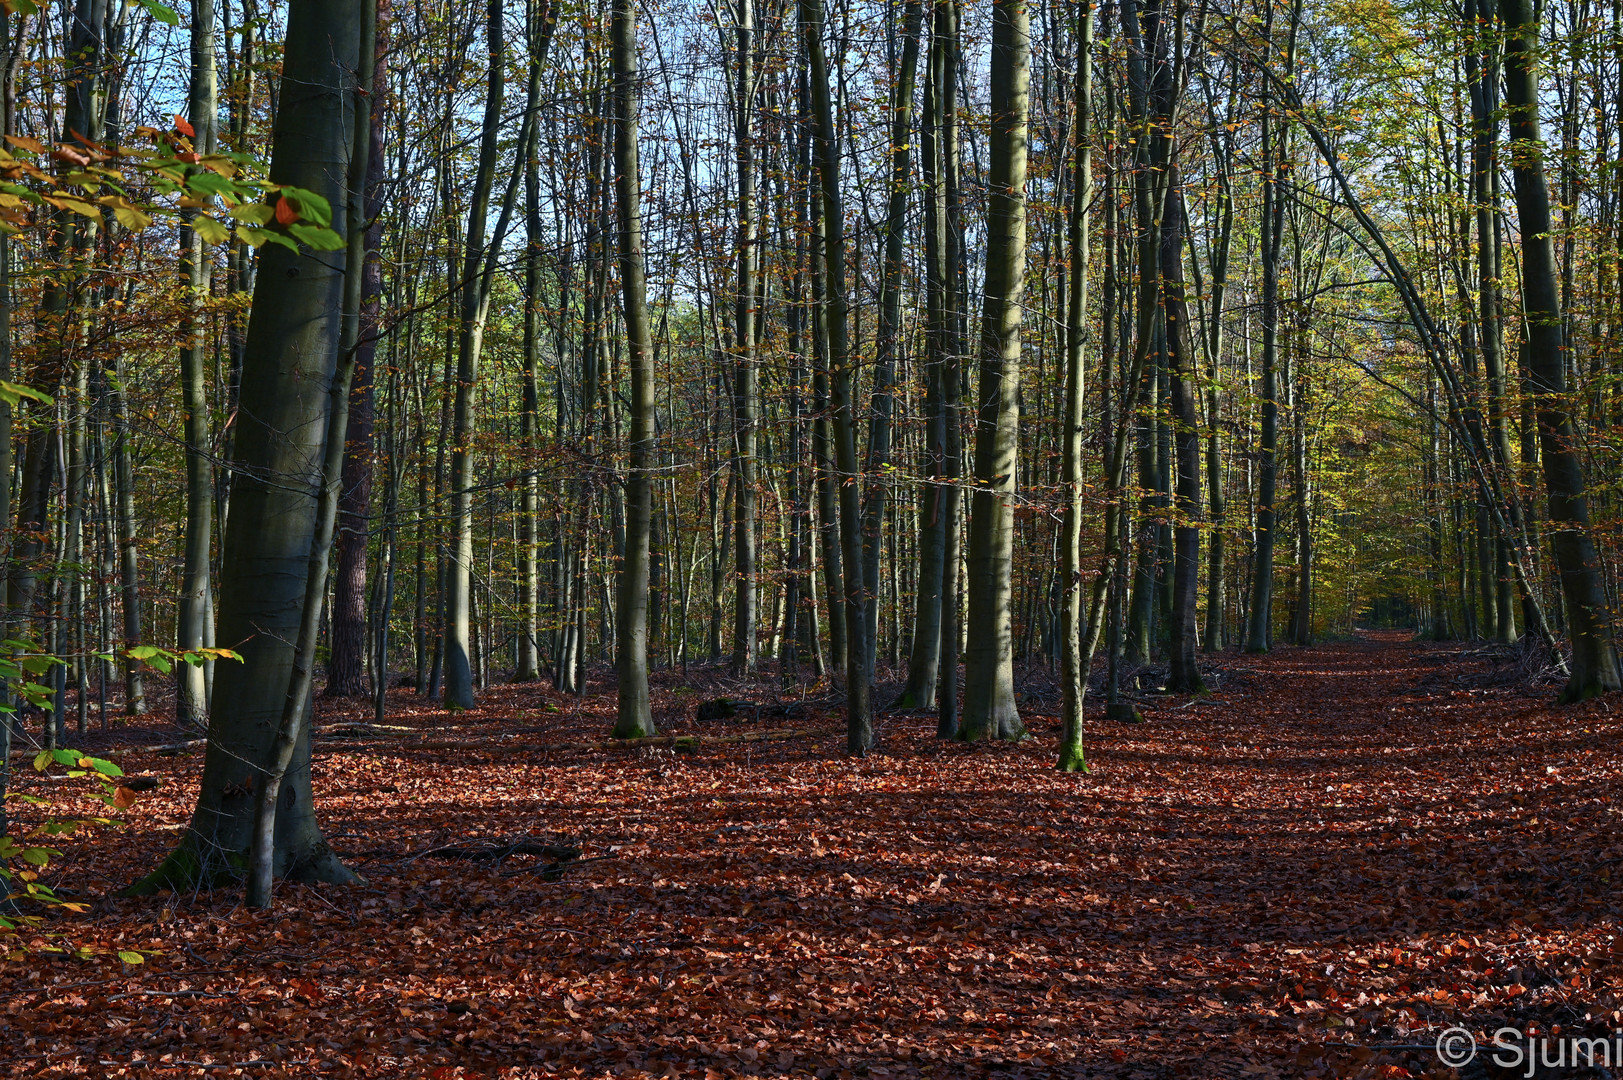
365, 728, 822, 754
410, 838, 581, 863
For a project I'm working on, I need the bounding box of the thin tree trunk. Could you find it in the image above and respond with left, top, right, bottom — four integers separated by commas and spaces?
800, 0, 871, 753
1056, 1, 1093, 771
731, 0, 759, 676
325, 0, 390, 699
611, 0, 655, 738
861, 0, 922, 688
1244, 1, 1294, 653
177, 0, 219, 726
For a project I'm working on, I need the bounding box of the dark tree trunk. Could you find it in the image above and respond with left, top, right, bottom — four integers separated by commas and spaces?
325, 0, 390, 699
1499, 0, 1621, 700
131, 0, 367, 896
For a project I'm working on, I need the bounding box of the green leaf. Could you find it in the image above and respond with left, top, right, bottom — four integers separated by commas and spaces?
111, 203, 153, 231
228, 203, 276, 226
19, 654, 61, 675
237, 226, 298, 253
278, 186, 332, 228
50, 749, 80, 766
126, 645, 160, 660
0, 380, 52, 408
31, 752, 49, 772
117, 950, 145, 964
20, 848, 50, 867
83, 757, 124, 779
2, 3, 43, 18
288, 222, 344, 251
185, 172, 235, 199
133, 0, 178, 25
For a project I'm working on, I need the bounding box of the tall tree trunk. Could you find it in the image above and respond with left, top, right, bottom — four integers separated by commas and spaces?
1164, 176, 1206, 692
325, 0, 390, 698
1244, 3, 1292, 653
0, 6, 19, 833
1056, 1, 1093, 771
612, 0, 655, 738
1499, 0, 1622, 700
132, 0, 367, 896
959, 0, 1029, 743
1199, 82, 1236, 652
902, 0, 955, 710
515, 0, 555, 683
807, 158, 847, 667
177, 0, 219, 726
800, 0, 872, 753
445, 0, 509, 711
861, 0, 922, 687
731, 0, 759, 676
936, 0, 965, 739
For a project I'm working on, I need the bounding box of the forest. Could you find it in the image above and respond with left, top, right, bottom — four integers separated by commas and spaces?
2, 0, 1623, 1075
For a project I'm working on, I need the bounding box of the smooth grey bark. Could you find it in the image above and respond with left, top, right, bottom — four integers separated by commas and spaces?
131, 0, 366, 896
243, 0, 378, 910
1119, 0, 1166, 668
109, 358, 145, 714
800, 0, 872, 754
860, 0, 922, 686
0, 6, 19, 834
731, 0, 759, 676
444, 0, 509, 711
1196, 75, 1237, 652
515, 0, 556, 683
1244, 1, 1293, 653
1165, 186, 1205, 690
611, 0, 655, 738
959, 0, 1028, 743
805, 108, 847, 670
936, 0, 964, 739
1466, 0, 1518, 644
177, 0, 219, 727
1499, 0, 1621, 700
1056, 1, 1093, 772
325, 0, 389, 699
902, 0, 955, 711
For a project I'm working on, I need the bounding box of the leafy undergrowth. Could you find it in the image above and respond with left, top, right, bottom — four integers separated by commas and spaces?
5, 631, 1623, 1079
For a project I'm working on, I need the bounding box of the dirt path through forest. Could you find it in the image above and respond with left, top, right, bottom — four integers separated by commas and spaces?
7, 633, 1623, 1078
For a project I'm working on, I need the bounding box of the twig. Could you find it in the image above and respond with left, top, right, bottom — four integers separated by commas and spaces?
369, 727, 821, 755
105, 989, 237, 1001
502, 853, 622, 879
407, 837, 580, 863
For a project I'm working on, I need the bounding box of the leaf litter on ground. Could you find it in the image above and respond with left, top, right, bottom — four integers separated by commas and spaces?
4, 630, 1622, 1079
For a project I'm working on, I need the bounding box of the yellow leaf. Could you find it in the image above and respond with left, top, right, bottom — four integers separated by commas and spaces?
193, 214, 231, 244
42, 195, 101, 221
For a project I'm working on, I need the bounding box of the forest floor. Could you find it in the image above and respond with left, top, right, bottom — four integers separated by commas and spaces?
5, 631, 1623, 1079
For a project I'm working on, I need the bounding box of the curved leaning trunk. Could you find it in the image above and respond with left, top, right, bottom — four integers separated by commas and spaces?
130, 0, 366, 896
